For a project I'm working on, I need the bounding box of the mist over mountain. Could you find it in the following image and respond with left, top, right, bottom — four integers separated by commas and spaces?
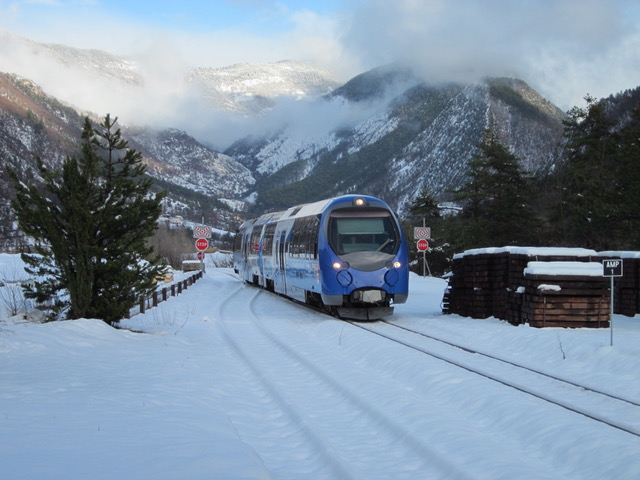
0, 33, 636, 249
189, 60, 341, 114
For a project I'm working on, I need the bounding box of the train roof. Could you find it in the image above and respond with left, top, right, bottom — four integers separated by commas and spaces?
239, 195, 392, 229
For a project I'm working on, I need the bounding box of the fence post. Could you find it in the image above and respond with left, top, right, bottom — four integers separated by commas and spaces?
140, 296, 145, 314
162, 287, 168, 302
152, 291, 158, 307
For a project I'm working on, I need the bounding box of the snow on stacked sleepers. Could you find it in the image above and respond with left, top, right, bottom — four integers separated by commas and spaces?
443, 247, 640, 328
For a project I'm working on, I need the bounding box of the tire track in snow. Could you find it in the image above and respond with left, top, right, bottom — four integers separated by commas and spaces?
216, 284, 359, 480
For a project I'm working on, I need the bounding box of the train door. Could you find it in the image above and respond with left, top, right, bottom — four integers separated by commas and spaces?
274, 230, 287, 294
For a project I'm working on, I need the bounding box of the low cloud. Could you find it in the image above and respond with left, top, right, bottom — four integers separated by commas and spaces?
339, 0, 640, 109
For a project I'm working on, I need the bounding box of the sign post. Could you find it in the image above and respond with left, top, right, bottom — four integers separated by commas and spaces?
194, 225, 212, 271
416, 239, 430, 276
414, 224, 432, 277
602, 258, 623, 346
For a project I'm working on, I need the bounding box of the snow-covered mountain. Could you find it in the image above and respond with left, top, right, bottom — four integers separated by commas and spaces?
126, 127, 254, 200
189, 60, 341, 114
227, 66, 566, 215
0, 30, 142, 86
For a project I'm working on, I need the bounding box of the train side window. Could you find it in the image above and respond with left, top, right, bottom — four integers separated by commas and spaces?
313, 227, 319, 258
250, 226, 261, 254
300, 218, 309, 259
243, 232, 251, 259
291, 222, 299, 257
233, 230, 241, 253
286, 216, 320, 259
289, 222, 298, 257
263, 223, 276, 255
307, 216, 319, 259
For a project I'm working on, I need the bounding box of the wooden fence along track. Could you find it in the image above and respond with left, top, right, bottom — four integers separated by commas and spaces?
129, 270, 204, 317
442, 248, 640, 328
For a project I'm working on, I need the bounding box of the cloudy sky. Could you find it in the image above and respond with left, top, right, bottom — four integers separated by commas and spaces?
0, 0, 639, 114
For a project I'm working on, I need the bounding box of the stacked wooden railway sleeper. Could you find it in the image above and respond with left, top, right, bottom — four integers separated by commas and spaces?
442, 247, 639, 328
600, 251, 640, 317
520, 261, 608, 328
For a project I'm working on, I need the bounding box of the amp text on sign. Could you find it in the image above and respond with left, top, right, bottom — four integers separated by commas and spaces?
602, 259, 623, 277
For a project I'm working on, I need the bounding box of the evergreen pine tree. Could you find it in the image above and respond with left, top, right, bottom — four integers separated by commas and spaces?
8, 115, 166, 324
408, 186, 441, 224
452, 128, 538, 249
615, 103, 640, 248
559, 95, 620, 248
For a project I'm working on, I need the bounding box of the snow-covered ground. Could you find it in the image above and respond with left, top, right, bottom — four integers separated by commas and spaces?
1, 254, 639, 479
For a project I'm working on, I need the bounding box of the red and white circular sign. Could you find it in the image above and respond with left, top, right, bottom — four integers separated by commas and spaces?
417, 239, 429, 252
195, 238, 209, 251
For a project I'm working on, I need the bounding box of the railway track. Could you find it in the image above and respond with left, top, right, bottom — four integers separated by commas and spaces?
347, 319, 640, 438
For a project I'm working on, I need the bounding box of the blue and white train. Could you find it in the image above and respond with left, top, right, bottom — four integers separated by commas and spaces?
233, 195, 409, 320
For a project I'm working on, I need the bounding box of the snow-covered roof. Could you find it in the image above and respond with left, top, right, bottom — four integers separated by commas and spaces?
524, 261, 604, 277
598, 251, 640, 259
454, 246, 598, 259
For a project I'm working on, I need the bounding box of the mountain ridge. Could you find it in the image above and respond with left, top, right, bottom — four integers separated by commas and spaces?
228, 75, 566, 215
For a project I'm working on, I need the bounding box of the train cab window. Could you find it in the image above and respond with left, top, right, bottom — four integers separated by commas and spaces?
329, 209, 399, 256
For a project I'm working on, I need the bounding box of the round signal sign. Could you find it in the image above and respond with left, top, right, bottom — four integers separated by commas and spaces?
195, 238, 209, 251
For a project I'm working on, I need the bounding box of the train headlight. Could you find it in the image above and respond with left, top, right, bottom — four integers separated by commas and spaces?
353, 197, 369, 207
332, 262, 343, 270
393, 261, 402, 269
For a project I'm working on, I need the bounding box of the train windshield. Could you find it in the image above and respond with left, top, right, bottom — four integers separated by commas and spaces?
328, 209, 399, 256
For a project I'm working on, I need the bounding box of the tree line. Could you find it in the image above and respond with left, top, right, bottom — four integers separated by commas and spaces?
407, 96, 640, 275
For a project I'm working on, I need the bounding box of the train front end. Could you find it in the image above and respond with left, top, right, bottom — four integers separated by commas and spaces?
318, 195, 409, 320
